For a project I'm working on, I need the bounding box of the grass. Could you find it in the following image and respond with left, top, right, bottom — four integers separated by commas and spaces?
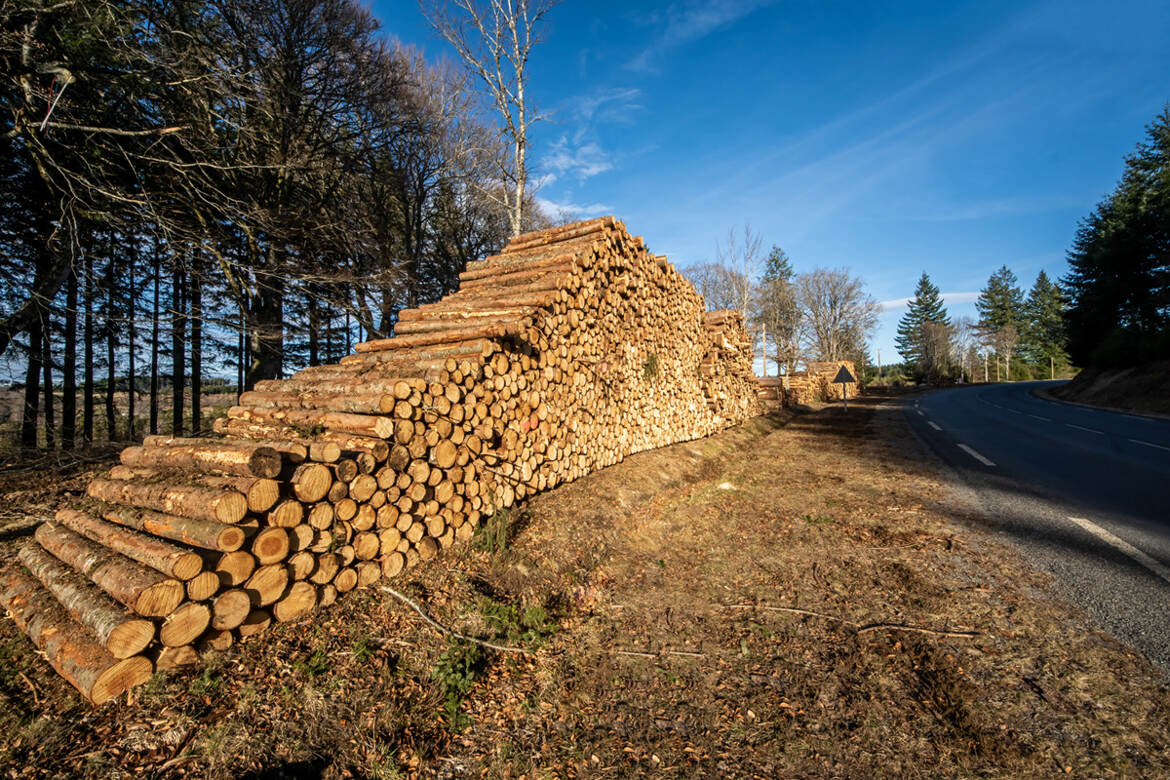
431, 639, 483, 733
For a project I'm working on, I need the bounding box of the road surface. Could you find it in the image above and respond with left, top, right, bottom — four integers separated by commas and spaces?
905, 381, 1170, 674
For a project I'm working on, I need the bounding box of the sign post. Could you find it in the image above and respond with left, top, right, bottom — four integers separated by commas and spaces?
832, 364, 857, 411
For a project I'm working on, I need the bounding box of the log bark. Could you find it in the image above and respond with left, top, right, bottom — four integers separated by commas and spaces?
35, 522, 184, 617
87, 478, 247, 524
17, 543, 154, 659
0, 563, 153, 705
56, 508, 203, 580
121, 442, 281, 478
96, 504, 246, 552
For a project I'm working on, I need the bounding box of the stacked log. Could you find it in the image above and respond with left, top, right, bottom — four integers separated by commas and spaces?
1, 216, 761, 704
757, 360, 857, 408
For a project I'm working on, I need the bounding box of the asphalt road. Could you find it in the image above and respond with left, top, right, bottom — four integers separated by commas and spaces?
904, 381, 1170, 674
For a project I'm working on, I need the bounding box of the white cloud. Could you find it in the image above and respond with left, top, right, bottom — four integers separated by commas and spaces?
627, 0, 778, 71
543, 135, 614, 180
880, 291, 980, 311
536, 198, 613, 220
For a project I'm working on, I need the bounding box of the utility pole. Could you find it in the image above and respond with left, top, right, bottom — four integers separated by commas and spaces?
761, 325, 767, 377
877, 348, 882, 383
1051, 355, 1055, 380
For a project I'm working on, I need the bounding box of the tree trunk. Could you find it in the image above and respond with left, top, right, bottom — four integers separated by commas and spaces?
105, 245, 117, 441
83, 251, 94, 444
308, 295, 320, 367
127, 244, 136, 441
62, 265, 77, 449
42, 309, 54, 448
237, 305, 246, 402
246, 277, 284, 389
172, 264, 186, 435
191, 252, 203, 434
150, 245, 160, 435
20, 312, 42, 449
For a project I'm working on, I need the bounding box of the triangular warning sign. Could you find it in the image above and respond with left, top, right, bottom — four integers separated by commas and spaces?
832, 365, 856, 384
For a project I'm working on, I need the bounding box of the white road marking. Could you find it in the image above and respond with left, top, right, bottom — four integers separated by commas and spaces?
927, 421, 942, 431
1067, 516, 1170, 586
917, 410, 924, 416
1029, 414, 1051, 422
1005, 408, 1023, 415
957, 444, 996, 466
1065, 423, 1104, 435
1130, 438, 1170, 453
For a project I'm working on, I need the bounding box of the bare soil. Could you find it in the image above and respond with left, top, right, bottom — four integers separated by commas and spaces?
1050, 360, 1170, 416
1, 397, 1168, 778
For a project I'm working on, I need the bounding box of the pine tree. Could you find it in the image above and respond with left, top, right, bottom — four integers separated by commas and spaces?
1021, 271, 1068, 373
756, 246, 802, 374
1064, 105, 1170, 366
895, 272, 949, 369
977, 266, 1024, 380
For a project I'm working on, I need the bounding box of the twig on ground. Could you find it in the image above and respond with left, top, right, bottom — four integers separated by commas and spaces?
614, 649, 706, 660
18, 672, 40, 705
378, 586, 531, 655
723, 604, 978, 639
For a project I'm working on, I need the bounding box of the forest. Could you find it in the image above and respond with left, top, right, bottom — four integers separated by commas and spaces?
0, 0, 553, 451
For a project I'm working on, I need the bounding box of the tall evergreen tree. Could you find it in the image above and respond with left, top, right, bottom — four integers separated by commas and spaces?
1064, 105, 1170, 366
756, 246, 802, 374
1021, 270, 1069, 372
895, 272, 950, 369
977, 266, 1025, 380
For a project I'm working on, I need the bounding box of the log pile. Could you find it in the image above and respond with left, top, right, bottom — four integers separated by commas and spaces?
757, 360, 857, 409
1, 216, 761, 704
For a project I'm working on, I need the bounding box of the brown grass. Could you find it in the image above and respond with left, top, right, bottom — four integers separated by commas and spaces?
1, 397, 1168, 777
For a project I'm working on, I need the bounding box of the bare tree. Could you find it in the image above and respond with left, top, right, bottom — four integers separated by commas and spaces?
422, 0, 555, 238
796, 268, 880, 362
951, 315, 977, 382
920, 320, 954, 382
683, 262, 746, 312
716, 222, 763, 315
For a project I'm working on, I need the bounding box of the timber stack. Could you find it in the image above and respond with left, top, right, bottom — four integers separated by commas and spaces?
1, 217, 761, 704
756, 360, 858, 409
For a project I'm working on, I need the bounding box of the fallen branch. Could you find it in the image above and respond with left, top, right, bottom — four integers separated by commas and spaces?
378, 586, 531, 655
614, 649, 706, 660
723, 604, 978, 639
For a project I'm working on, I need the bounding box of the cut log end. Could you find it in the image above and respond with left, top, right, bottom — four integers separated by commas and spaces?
92, 656, 154, 706
135, 580, 185, 618
159, 601, 212, 647
107, 619, 156, 660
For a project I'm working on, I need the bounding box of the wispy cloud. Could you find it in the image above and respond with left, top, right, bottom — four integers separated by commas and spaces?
544, 135, 614, 181
879, 292, 980, 311
563, 87, 644, 123
536, 197, 613, 221
627, 0, 777, 72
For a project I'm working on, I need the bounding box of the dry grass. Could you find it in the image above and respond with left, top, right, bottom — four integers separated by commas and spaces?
1, 397, 1168, 777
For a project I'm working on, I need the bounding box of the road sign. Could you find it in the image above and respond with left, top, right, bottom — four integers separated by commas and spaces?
832, 365, 856, 385
832, 364, 856, 410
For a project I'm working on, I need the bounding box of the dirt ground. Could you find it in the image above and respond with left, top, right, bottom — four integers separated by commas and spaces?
1050, 360, 1170, 416
2, 396, 1169, 778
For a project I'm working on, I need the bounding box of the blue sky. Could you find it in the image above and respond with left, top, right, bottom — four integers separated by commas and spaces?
371, 0, 1170, 365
